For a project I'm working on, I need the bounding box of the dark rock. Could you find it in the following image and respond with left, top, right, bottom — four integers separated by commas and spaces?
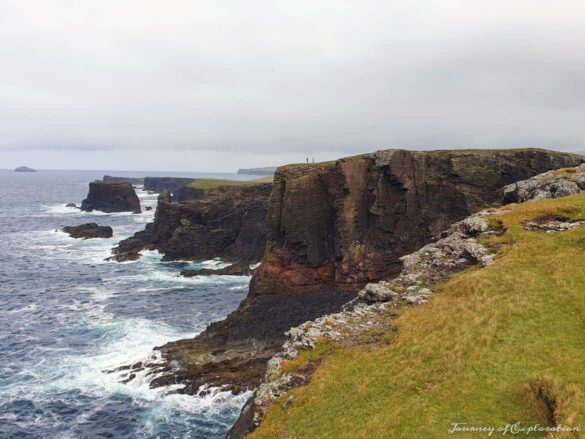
63, 223, 113, 239
180, 262, 257, 277
143, 177, 195, 193
112, 184, 271, 262
145, 206, 153, 211
65, 203, 78, 208
138, 290, 356, 395
81, 181, 141, 214
14, 166, 37, 172
102, 175, 144, 185
251, 148, 583, 296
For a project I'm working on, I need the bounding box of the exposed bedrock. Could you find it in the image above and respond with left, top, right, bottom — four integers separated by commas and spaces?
80, 181, 141, 214
139, 290, 355, 394
251, 148, 583, 296
112, 183, 272, 262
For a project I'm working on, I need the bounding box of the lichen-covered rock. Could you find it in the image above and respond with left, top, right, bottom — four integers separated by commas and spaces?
524, 219, 585, 232
81, 181, 141, 213
63, 223, 113, 239
502, 163, 585, 203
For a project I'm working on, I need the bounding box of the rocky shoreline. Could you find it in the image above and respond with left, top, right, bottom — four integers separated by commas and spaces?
102, 149, 583, 438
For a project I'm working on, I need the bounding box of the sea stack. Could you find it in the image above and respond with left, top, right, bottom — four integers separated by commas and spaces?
81, 181, 141, 214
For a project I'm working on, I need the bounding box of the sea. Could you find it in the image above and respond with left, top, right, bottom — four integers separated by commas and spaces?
0, 170, 256, 439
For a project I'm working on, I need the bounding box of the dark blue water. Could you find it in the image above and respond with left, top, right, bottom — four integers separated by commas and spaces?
0, 170, 253, 439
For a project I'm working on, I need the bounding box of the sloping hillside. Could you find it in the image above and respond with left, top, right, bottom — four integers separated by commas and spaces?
252, 193, 585, 438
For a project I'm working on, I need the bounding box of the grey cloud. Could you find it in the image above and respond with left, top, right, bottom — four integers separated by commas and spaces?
2, 0, 585, 169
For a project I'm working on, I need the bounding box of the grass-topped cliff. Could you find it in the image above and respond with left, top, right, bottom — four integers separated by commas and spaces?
252, 193, 585, 438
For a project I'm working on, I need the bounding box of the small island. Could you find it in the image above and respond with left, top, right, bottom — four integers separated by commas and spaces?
15, 166, 37, 172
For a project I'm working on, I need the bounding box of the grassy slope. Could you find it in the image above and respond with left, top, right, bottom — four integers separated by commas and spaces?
252, 194, 585, 438
187, 176, 272, 190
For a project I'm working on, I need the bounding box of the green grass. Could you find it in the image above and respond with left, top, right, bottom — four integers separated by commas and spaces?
252, 194, 585, 439
187, 176, 272, 190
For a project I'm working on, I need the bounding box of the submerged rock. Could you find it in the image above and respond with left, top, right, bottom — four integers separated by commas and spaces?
81, 181, 141, 214
180, 262, 257, 277
63, 223, 113, 239
65, 203, 78, 208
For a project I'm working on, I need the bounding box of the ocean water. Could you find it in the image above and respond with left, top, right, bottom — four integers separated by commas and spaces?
0, 170, 255, 439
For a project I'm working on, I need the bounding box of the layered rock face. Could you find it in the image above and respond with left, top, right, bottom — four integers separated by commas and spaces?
112, 183, 272, 262
81, 181, 141, 213
252, 148, 583, 296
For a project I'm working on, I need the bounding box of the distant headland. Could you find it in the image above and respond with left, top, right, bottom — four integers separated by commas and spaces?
14, 166, 37, 172
237, 166, 276, 176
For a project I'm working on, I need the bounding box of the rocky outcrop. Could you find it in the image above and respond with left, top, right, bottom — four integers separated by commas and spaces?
81, 181, 141, 213
181, 262, 257, 277
121, 289, 355, 396
14, 166, 37, 172
112, 183, 272, 262
102, 175, 144, 185
63, 223, 113, 239
143, 177, 195, 193
228, 210, 500, 437
252, 149, 582, 296
502, 163, 585, 203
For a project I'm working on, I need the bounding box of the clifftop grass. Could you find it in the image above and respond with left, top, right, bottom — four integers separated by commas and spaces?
187, 176, 272, 190
252, 194, 585, 438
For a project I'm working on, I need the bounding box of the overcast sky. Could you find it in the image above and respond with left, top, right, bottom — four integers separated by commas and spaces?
2, 1, 585, 172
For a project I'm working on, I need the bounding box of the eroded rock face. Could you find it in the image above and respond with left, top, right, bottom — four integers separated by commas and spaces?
503, 163, 585, 203
63, 223, 113, 239
112, 183, 272, 262
252, 149, 583, 296
81, 181, 141, 213
227, 210, 500, 437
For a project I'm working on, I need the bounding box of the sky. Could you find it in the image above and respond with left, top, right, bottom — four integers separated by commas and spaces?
2, 0, 585, 172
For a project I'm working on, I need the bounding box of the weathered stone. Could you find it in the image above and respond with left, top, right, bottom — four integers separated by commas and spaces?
112, 183, 271, 262
63, 223, 113, 239
81, 181, 141, 213
502, 163, 585, 204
